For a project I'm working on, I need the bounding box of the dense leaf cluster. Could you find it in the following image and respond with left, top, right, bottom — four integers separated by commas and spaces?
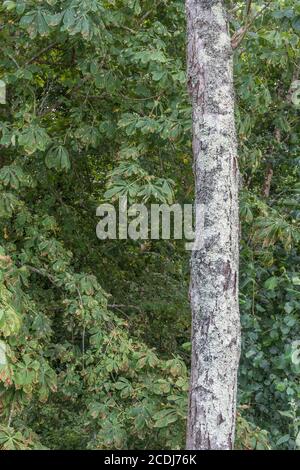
0, 0, 299, 450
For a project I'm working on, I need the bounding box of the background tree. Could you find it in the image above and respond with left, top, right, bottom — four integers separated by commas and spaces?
0, 0, 299, 450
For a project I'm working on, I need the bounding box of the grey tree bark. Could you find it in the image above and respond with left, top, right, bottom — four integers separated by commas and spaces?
186, 0, 241, 450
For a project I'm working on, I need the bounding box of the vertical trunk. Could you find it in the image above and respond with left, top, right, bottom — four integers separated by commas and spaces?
186, 1, 241, 450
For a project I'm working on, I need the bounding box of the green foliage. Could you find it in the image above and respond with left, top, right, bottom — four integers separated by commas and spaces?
0, 425, 46, 450
45, 145, 70, 172
0, 0, 299, 450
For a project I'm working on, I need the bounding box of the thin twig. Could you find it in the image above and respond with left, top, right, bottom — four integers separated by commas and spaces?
7, 401, 15, 428
76, 287, 86, 370
246, 0, 253, 17
139, 0, 164, 24
26, 265, 58, 285
7, 54, 20, 69
108, 304, 142, 312
232, 1, 272, 50
26, 41, 59, 65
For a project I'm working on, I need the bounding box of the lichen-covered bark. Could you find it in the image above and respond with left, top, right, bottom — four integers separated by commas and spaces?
186, 0, 241, 450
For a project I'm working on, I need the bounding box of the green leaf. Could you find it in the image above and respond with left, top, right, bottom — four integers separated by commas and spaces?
152, 409, 178, 428
0, 306, 21, 337
0, 165, 29, 190
292, 276, 300, 286
45, 145, 71, 172
20, 9, 51, 38
19, 125, 51, 154
3, 1, 16, 11
264, 277, 278, 290
0, 192, 20, 218
276, 434, 290, 446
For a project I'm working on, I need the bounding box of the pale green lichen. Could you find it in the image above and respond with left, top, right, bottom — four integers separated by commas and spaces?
212, 3, 227, 27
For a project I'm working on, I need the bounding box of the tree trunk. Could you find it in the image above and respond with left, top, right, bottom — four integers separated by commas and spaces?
186, 0, 241, 450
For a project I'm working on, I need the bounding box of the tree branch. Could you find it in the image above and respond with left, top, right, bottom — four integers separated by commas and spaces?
26, 42, 59, 65
26, 265, 58, 285
246, 0, 253, 17
232, 1, 272, 50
